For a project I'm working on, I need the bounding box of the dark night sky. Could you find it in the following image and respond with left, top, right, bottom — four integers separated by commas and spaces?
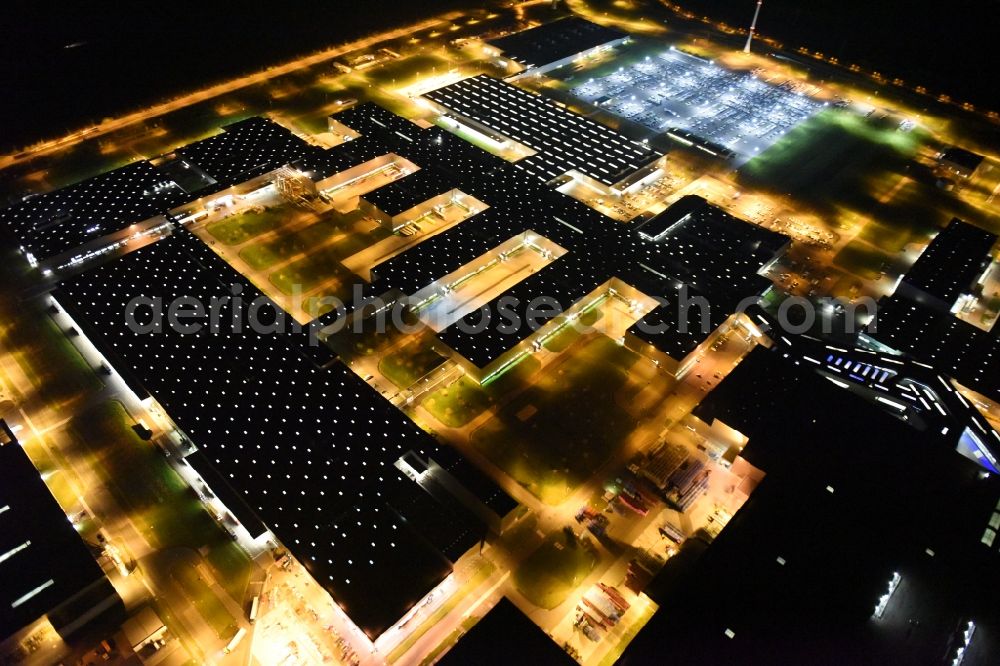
679, 0, 1000, 109
2, 0, 999, 149
0, 0, 467, 149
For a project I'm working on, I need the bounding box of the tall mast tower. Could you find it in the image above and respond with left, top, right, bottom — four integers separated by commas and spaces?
743, 0, 763, 53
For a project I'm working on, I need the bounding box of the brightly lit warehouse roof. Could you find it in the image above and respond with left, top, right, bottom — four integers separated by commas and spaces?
424, 75, 660, 186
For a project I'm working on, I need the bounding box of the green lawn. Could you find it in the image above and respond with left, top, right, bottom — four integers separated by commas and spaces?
174, 563, 239, 640
39, 141, 133, 190
269, 247, 350, 295
68, 401, 252, 602
240, 217, 340, 271
303, 295, 340, 320
291, 112, 332, 136
418, 618, 480, 666
424, 376, 495, 428
4, 303, 103, 404
241, 208, 375, 272
542, 325, 581, 354
323, 308, 421, 360
267, 226, 378, 296
423, 352, 544, 429
515, 531, 598, 610
740, 109, 918, 212
862, 180, 950, 250
483, 353, 542, 395
205, 541, 255, 603
472, 337, 639, 505
855, 218, 917, 256
833, 239, 891, 281
378, 340, 446, 389
207, 208, 287, 246
18, 435, 79, 511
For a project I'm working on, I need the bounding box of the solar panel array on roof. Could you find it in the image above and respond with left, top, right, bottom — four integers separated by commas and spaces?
424, 75, 659, 186
53, 228, 499, 638
486, 16, 626, 70
0, 160, 187, 262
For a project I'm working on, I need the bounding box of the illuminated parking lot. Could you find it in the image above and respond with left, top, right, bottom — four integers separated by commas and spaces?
566, 47, 825, 163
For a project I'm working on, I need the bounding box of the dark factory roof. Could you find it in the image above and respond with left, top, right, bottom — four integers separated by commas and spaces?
868, 293, 1000, 403
640, 195, 790, 259
303, 471, 479, 638
635, 192, 708, 241
370, 208, 503, 295
619, 347, 1000, 665
342, 102, 783, 370
424, 75, 659, 186
53, 228, 500, 638
0, 116, 386, 264
430, 446, 520, 518
437, 252, 606, 367
899, 218, 996, 309
431, 200, 778, 369
439, 598, 575, 666
175, 116, 325, 189
626, 290, 733, 360
940, 146, 985, 173
0, 421, 109, 640
865, 218, 998, 402
486, 17, 626, 70
363, 167, 455, 217
0, 160, 187, 262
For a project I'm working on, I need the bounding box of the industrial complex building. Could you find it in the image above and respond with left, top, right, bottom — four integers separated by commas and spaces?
0, 420, 123, 648
438, 598, 575, 666
52, 227, 515, 639
0, 78, 789, 640
617, 346, 1000, 664
485, 17, 628, 78
868, 218, 1000, 404
3, 10, 1000, 664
